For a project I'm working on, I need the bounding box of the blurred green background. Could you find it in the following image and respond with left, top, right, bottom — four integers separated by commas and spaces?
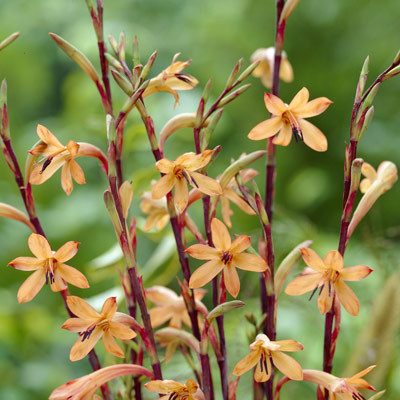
1, 0, 400, 399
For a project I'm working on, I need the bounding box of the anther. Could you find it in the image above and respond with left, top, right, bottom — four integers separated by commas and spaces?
40, 157, 53, 174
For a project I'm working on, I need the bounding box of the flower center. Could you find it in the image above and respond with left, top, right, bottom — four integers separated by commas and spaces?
220, 251, 233, 265
45, 258, 58, 284
282, 110, 303, 142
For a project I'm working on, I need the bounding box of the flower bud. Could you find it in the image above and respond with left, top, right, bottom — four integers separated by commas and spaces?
0, 32, 20, 51
0, 202, 35, 232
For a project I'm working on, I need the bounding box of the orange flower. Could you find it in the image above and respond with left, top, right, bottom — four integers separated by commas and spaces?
250, 47, 294, 89
49, 364, 154, 400
62, 296, 137, 361
303, 366, 376, 400
248, 87, 332, 151
146, 286, 207, 329
29, 124, 107, 195
151, 150, 222, 214
8, 233, 88, 303
140, 193, 170, 231
145, 379, 205, 400
233, 334, 303, 382
143, 53, 199, 107
285, 248, 372, 316
186, 218, 268, 298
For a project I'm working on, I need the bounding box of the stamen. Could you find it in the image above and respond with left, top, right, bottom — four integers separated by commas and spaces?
309, 285, 319, 301
176, 73, 192, 84
328, 281, 332, 296
181, 170, 192, 185
319, 284, 325, 295
80, 326, 95, 342
292, 126, 303, 142
263, 358, 268, 375
221, 251, 232, 265
40, 157, 53, 174
169, 393, 179, 400
259, 356, 264, 372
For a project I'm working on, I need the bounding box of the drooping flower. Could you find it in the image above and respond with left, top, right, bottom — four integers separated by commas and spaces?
49, 364, 154, 400
186, 218, 268, 298
248, 87, 332, 151
250, 47, 294, 89
218, 167, 258, 227
62, 296, 137, 361
348, 161, 398, 239
233, 333, 303, 382
285, 248, 372, 316
143, 53, 199, 107
8, 233, 88, 303
151, 150, 222, 214
145, 379, 205, 400
146, 286, 207, 329
303, 366, 376, 400
140, 193, 170, 231
29, 124, 107, 195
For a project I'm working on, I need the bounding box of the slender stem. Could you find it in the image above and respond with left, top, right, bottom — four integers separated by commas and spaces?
262, 3, 285, 398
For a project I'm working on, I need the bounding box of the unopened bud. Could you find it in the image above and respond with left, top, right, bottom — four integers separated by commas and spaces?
111, 69, 133, 96
207, 301, 245, 324
49, 33, 101, 84
226, 59, 243, 89
105, 53, 123, 71
355, 56, 369, 102
274, 240, 312, 295
218, 84, 251, 107
0, 32, 20, 51
202, 109, 224, 151
237, 60, 260, 83
220, 151, 266, 189
382, 64, 400, 81
202, 78, 213, 105
132, 35, 140, 66
0, 202, 35, 232
118, 32, 126, 61
141, 51, 158, 81
357, 106, 374, 141
108, 34, 119, 55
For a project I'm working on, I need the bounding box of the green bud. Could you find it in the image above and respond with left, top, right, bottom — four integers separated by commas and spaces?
226, 58, 243, 89
237, 60, 260, 83
105, 53, 123, 71
279, 0, 301, 24
218, 84, 251, 107
355, 56, 369, 102
207, 301, 245, 324
132, 35, 140, 66
195, 98, 205, 127
219, 150, 266, 188
201, 78, 213, 105
349, 158, 363, 195
119, 32, 126, 61
274, 240, 312, 295
357, 106, 374, 140
202, 109, 224, 150
361, 83, 380, 111
108, 34, 119, 55
141, 51, 158, 81
121, 82, 148, 113
0, 32, 20, 51
49, 33, 101, 84
382, 64, 400, 81
111, 69, 133, 96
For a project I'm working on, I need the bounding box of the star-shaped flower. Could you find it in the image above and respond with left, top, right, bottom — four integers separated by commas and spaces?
143, 53, 199, 107
29, 124, 107, 195
285, 248, 372, 316
303, 366, 376, 400
248, 87, 332, 151
233, 334, 303, 382
8, 233, 88, 303
151, 150, 222, 214
146, 285, 207, 329
62, 296, 137, 361
145, 379, 205, 400
186, 218, 268, 298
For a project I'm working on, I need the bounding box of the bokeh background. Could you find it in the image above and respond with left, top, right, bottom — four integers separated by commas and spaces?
1, 0, 400, 399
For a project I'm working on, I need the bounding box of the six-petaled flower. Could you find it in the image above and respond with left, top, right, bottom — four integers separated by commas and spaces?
285, 248, 372, 316
248, 87, 332, 151
186, 218, 268, 298
8, 233, 88, 303
233, 333, 303, 382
